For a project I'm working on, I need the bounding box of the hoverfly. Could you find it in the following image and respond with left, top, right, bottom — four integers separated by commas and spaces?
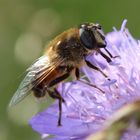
9, 23, 112, 126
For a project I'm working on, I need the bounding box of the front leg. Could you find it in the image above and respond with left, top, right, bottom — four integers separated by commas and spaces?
98, 49, 112, 63
104, 48, 120, 59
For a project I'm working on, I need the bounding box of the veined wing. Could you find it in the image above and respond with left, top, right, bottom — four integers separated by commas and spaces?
9, 55, 63, 106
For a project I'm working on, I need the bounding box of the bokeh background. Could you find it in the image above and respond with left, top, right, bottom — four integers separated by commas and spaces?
1, 0, 140, 140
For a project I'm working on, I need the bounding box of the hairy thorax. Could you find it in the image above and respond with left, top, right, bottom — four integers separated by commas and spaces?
45, 28, 89, 68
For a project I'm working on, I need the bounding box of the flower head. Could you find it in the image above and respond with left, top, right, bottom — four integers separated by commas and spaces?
29, 20, 140, 140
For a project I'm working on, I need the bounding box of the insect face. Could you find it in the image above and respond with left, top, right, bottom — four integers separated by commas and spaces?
79, 23, 107, 50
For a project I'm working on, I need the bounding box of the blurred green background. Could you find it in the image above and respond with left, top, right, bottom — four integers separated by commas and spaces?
1, 0, 140, 139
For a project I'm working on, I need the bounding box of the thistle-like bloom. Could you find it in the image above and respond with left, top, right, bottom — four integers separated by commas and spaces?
29, 20, 140, 140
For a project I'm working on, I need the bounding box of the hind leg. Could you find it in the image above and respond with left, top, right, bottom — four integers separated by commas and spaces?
47, 88, 64, 126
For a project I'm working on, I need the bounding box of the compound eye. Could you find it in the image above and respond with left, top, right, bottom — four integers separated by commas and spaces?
79, 27, 97, 50
79, 23, 106, 50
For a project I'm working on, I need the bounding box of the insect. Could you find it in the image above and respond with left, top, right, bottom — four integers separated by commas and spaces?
9, 22, 113, 126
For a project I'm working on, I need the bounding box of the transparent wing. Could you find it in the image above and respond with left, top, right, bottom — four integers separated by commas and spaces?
9, 55, 53, 106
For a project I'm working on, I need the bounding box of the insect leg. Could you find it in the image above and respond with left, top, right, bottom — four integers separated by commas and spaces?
85, 60, 108, 78
47, 88, 65, 102
47, 88, 64, 126
49, 73, 70, 88
104, 48, 120, 59
75, 68, 104, 92
75, 68, 80, 80
54, 88, 63, 126
78, 80, 105, 93
98, 49, 112, 63
104, 48, 113, 58
47, 70, 72, 126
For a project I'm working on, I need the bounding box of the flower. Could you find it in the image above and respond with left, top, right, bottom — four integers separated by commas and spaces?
29, 20, 140, 140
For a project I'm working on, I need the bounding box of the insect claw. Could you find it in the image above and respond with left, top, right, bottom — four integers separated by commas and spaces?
57, 121, 62, 126
62, 98, 65, 103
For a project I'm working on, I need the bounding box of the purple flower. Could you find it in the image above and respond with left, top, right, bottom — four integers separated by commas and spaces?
29, 20, 140, 140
